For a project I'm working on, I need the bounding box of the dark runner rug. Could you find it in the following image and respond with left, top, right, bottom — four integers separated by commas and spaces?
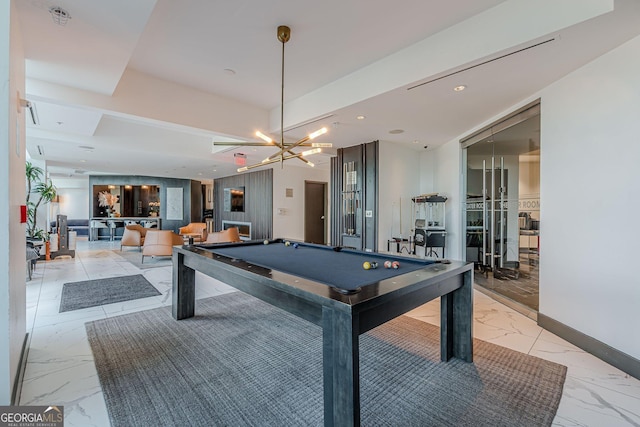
86, 292, 567, 426
60, 274, 161, 312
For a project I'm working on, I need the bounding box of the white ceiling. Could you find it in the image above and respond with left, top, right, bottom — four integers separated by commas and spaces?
15, 0, 640, 182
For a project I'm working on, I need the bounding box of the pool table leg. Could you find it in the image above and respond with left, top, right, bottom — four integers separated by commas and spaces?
322, 307, 360, 427
440, 268, 473, 362
173, 251, 196, 320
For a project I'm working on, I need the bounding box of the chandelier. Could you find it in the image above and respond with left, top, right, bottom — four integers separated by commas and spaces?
214, 26, 331, 173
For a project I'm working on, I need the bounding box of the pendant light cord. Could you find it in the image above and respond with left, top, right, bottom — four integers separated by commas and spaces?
280, 36, 285, 165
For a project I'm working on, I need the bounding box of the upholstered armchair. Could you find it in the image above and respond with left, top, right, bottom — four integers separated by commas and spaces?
178, 222, 207, 242
204, 227, 242, 244
120, 224, 148, 252
141, 230, 184, 263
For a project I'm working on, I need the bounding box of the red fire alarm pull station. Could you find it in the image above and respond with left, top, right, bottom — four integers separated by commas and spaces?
20, 205, 27, 223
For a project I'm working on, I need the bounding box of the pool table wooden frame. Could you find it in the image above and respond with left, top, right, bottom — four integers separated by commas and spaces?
172, 241, 473, 427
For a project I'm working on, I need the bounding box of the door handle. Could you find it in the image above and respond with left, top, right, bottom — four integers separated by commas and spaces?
320, 215, 325, 220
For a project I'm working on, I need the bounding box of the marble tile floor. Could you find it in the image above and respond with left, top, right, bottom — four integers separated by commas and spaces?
20, 239, 640, 426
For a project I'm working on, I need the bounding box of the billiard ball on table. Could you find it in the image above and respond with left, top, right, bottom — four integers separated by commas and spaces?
384, 260, 392, 269
392, 261, 400, 269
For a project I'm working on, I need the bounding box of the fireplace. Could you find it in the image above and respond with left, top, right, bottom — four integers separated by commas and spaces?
221, 220, 251, 241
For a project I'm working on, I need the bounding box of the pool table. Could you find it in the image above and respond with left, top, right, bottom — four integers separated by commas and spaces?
172, 239, 473, 426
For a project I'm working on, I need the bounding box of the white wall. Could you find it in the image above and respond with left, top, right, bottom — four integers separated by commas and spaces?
426, 138, 463, 260
0, 0, 26, 403
272, 163, 330, 242
429, 33, 640, 360
539, 34, 640, 358
52, 188, 89, 222
378, 142, 422, 251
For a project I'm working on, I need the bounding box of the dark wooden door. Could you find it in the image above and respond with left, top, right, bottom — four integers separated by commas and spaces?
304, 181, 327, 244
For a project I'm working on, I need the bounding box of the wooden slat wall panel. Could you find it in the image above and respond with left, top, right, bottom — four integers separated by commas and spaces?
330, 156, 341, 246
364, 141, 378, 252
214, 169, 273, 240
330, 141, 378, 251
246, 169, 273, 239
190, 181, 202, 223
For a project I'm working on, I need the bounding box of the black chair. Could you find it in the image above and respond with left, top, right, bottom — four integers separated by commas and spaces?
26, 240, 41, 280
414, 229, 446, 258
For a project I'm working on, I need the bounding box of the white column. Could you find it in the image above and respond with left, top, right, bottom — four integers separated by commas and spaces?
0, 0, 27, 404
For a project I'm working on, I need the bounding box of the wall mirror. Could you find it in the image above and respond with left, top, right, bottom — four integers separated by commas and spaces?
223, 187, 245, 212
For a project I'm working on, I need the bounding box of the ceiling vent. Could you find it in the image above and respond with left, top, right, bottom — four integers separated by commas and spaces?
24, 101, 39, 125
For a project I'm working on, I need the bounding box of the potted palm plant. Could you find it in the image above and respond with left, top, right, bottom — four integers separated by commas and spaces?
26, 161, 57, 258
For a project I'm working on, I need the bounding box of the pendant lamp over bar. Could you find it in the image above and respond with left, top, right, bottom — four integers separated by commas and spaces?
213, 25, 331, 173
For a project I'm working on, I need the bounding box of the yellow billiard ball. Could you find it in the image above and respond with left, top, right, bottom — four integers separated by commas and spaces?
363, 261, 371, 270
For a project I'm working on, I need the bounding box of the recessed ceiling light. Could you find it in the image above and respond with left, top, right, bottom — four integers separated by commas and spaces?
454, 85, 467, 92
356, 115, 366, 120
389, 129, 404, 134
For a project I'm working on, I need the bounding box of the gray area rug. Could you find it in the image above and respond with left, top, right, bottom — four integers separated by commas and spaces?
86, 292, 567, 427
60, 274, 161, 312
114, 249, 172, 269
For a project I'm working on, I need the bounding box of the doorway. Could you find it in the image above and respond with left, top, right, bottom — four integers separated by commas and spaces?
304, 181, 327, 244
463, 104, 540, 312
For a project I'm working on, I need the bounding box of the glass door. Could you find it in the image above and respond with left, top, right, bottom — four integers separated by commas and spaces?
463, 112, 540, 311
